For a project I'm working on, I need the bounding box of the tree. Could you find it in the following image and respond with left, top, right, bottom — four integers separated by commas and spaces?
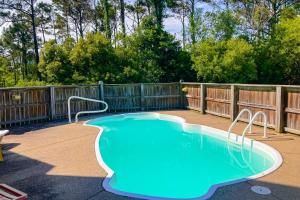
1, 22, 34, 79
277, 17, 300, 84
102, 0, 112, 39
193, 8, 210, 41
192, 38, 257, 83
70, 33, 118, 83
257, 16, 300, 84
0, 56, 15, 87
0, 0, 41, 69
233, 0, 299, 40
128, 17, 195, 82
38, 38, 75, 84
171, 0, 189, 47
36, 2, 53, 44
126, 1, 147, 30
91, 0, 105, 33
143, 0, 177, 30
120, 0, 126, 38
53, 0, 93, 39
210, 10, 239, 40
189, 0, 196, 44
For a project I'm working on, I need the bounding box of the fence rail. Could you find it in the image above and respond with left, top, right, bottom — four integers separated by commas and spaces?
1, 82, 300, 136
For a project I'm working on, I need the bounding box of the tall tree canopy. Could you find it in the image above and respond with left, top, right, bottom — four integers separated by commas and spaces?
0, 0, 299, 86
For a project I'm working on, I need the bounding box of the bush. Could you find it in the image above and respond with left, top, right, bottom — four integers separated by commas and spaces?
0, 56, 15, 87
192, 38, 257, 83
38, 38, 74, 84
70, 33, 119, 83
257, 17, 300, 84
121, 17, 195, 83
15, 79, 48, 87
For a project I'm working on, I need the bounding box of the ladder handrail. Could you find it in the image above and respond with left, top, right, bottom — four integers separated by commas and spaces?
241, 111, 268, 146
68, 96, 108, 123
228, 109, 252, 141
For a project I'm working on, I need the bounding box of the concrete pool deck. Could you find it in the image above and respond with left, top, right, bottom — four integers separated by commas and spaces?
0, 110, 300, 200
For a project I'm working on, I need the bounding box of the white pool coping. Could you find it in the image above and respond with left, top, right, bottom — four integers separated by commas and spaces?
84, 112, 283, 200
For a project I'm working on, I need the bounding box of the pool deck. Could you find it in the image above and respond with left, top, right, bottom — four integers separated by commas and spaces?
1, 110, 300, 200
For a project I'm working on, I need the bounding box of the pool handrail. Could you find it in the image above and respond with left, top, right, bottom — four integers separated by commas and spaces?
228, 108, 253, 141
241, 111, 268, 146
68, 96, 108, 123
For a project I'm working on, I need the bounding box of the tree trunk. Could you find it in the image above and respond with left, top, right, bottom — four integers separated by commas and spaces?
30, 0, 40, 70
189, 0, 196, 44
93, 0, 99, 32
120, 0, 126, 38
29, 0, 42, 80
52, 19, 57, 43
12, 57, 17, 85
75, 20, 79, 42
103, 0, 111, 39
153, 1, 164, 30
79, 10, 84, 38
136, 11, 140, 27
146, 1, 151, 15
41, 24, 46, 43
23, 51, 28, 77
182, 12, 186, 48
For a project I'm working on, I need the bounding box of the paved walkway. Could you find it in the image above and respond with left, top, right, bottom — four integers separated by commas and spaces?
1, 110, 300, 200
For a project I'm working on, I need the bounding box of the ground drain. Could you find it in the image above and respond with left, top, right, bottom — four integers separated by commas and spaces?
251, 185, 271, 195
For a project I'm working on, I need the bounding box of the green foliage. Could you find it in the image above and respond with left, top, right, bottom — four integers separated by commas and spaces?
128, 17, 195, 82
70, 33, 118, 83
257, 17, 300, 84
1, 21, 37, 80
37, 17, 195, 85
1, 0, 299, 87
211, 10, 239, 40
15, 80, 48, 87
192, 38, 256, 83
114, 45, 142, 83
39, 38, 74, 84
0, 56, 15, 87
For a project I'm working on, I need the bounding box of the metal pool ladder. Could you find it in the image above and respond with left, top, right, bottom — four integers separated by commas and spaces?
227, 109, 253, 142
227, 109, 268, 146
68, 96, 108, 123
241, 111, 268, 146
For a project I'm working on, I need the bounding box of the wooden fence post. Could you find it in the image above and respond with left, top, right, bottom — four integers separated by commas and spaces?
50, 86, 56, 120
276, 86, 284, 133
98, 81, 105, 111
179, 80, 184, 109
99, 81, 104, 101
140, 83, 145, 111
230, 84, 238, 121
200, 83, 206, 114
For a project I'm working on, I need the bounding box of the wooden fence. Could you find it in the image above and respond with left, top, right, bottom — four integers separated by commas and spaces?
102, 83, 181, 112
0, 85, 101, 127
181, 82, 300, 135
0, 82, 300, 135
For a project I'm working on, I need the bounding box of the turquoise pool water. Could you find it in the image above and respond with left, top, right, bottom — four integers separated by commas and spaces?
87, 113, 279, 199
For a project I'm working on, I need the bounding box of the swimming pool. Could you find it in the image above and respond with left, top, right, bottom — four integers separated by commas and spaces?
86, 113, 282, 200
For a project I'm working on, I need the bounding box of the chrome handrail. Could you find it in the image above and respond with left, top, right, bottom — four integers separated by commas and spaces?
241, 111, 268, 146
228, 109, 253, 141
68, 96, 108, 123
